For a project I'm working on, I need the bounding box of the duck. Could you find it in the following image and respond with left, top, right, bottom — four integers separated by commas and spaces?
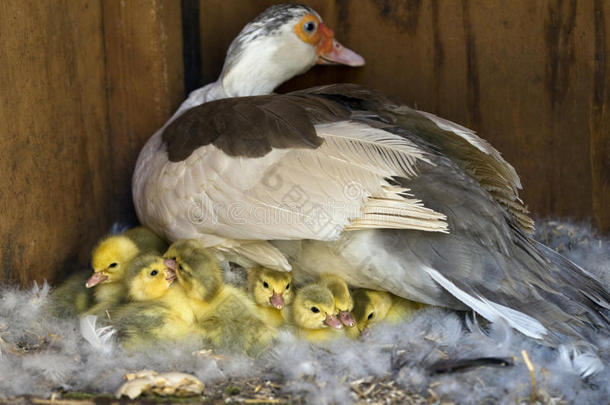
247, 266, 293, 327
164, 240, 277, 356
285, 284, 344, 342
132, 5, 609, 357
318, 274, 355, 327
139, 83, 610, 355
350, 289, 423, 336
132, 3, 363, 271
112, 253, 195, 347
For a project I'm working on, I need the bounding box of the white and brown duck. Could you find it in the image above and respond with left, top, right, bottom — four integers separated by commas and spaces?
133, 3, 609, 374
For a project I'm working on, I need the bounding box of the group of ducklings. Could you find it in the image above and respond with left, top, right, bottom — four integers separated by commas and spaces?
52, 226, 423, 356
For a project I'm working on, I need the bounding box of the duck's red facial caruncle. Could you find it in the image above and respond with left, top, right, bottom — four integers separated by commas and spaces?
293, 14, 365, 67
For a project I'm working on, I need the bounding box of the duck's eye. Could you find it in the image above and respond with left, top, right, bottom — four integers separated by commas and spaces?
367, 312, 374, 320
179, 264, 183, 271
150, 270, 158, 276
311, 306, 320, 313
171, 257, 176, 260
303, 21, 316, 33
263, 281, 269, 289
286, 284, 290, 290
108, 263, 118, 268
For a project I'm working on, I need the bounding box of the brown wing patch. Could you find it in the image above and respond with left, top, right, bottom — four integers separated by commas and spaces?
162, 95, 350, 161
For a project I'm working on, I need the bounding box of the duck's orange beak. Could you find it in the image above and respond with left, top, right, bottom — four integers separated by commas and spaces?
316, 23, 365, 67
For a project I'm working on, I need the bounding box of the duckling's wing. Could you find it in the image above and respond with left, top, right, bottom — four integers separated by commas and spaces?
293, 84, 534, 233
151, 94, 448, 243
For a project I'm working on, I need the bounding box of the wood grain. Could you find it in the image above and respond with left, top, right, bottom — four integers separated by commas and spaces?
102, 0, 184, 224
200, 0, 610, 231
0, 0, 111, 284
0, 0, 185, 285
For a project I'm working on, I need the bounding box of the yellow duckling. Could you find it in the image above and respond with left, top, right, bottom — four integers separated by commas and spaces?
351, 289, 423, 336
113, 253, 195, 347
85, 227, 168, 312
164, 240, 276, 356
286, 284, 344, 342
319, 274, 355, 328
247, 266, 293, 327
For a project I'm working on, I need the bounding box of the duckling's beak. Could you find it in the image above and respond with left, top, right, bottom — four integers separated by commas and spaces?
85, 272, 108, 288
338, 311, 356, 327
316, 23, 365, 67
323, 314, 343, 330
164, 267, 177, 284
164, 258, 177, 270
270, 291, 285, 309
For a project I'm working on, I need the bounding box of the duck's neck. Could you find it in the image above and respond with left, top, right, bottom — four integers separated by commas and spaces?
218, 37, 314, 98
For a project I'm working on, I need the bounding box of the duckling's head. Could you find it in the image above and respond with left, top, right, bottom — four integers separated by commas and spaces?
352, 289, 393, 333
86, 235, 140, 288
319, 274, 355, 327
220, 4, 364, 98
291, 284, 342, 330
248, 267, 293, 310
164, 240, 222, 302
125, 253, 176, 301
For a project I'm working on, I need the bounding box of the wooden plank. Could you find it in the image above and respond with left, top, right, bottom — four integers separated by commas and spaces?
590, 0, 610, 233
199, 0, 609, 230
102, 0, 184, 224
0, 0, 111, 284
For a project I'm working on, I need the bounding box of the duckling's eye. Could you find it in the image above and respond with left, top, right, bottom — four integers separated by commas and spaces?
303, 21, 316, 33
311, 306, 320, 313
286, 284, 290, 290
263, 281, 269, 289
150, 270, 158, 276
179, 264, 183, 271
108, 263, 118, 268
367, 312, 374, 320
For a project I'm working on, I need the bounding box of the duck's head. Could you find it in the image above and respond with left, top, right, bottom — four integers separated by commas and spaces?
248, 266, 293, 310
352, 289, 393, 334
291, 284, 342, 330
220, 3, 364, 97
86, 235, 140, 288
164, 240, 222, 302
125, 254, 176, 301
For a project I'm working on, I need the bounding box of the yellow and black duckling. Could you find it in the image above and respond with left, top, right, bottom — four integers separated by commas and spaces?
164, 240, 277, 357
247, 266, 293, 327
285, 284, 344, 342
85, 227, 167, 315
319, 274, 355, 328
112, 253, 196, 347
350, 289, 423, 336
50, 270, 95, 318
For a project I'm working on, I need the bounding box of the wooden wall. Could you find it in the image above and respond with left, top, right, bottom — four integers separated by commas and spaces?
0, 0, 608, 285
201, 0, 610, 233
0, 0, 183, 285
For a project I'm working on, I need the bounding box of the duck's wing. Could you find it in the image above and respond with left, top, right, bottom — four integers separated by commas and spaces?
157, 94, 449, 244
291, 84, 534, 233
